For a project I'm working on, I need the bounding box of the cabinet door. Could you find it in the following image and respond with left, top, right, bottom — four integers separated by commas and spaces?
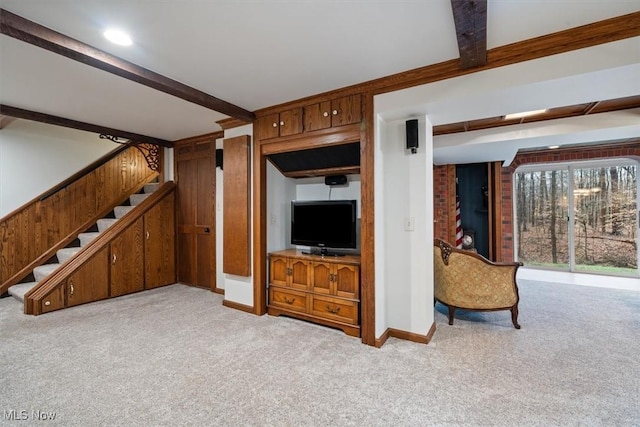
270, 255, 289, 287
110, 218, 144, 297
279, 108, 303, 137
334, 264, 360, 299
311, 262, 333, 295
256, 113, 280, 139
289, 258, 310, 290
67, 247, 109, 307
145, 194, 176, 289
331, 95, 361, 127
303, 101, 331, 132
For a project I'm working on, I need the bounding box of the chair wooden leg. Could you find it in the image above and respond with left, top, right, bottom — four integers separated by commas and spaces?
511, 305, 521, 329
447, 306, 455, 325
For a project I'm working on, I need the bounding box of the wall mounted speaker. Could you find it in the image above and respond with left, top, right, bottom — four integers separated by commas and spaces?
325, 174, 348, 186
405, 119, 419, 154
216, 148, 223, 170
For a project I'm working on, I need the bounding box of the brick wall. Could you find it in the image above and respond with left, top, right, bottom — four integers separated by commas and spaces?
433, 164, 456, 243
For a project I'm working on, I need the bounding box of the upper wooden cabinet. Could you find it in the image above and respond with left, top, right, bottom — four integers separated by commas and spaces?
257, 108, 303, 139
258, 94, 362, 140
304, 95, 362, 132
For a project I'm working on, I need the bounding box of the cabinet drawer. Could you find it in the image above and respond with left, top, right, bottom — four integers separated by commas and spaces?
311, 295, 358, 325
269, 287, 308, 313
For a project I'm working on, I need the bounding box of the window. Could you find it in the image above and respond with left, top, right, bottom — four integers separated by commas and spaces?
514, 159, 638, 277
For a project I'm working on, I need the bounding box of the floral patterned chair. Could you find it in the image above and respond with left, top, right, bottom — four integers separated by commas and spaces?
434, 239, 522, 329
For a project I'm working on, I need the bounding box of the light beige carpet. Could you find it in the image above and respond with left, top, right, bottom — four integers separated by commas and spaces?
1, 280, 638, 426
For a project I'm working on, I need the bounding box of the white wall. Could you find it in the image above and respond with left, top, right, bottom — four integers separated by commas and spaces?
219, 124, 254, 307
374, 112, 434, 338
0, 119, 117, 217
266, 161, 296, 252
295, 175, 361, 217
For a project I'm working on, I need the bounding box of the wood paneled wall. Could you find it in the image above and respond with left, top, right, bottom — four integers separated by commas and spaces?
223, 135, 251, 276
0, 146, 157, 292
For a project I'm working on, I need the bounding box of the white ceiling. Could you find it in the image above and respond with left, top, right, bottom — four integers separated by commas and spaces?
1, 0, 639, 142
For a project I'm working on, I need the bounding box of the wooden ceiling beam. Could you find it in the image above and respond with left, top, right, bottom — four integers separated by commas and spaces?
450, 0, 487, 69
0, 9, 255, 123
0, 105, 173, 147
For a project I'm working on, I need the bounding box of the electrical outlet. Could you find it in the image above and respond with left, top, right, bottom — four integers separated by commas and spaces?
270, 213, 277, 226
404, 216, 414, 231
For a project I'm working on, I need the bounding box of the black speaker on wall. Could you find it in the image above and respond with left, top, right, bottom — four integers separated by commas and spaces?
406, 119, 419, 154
216, 148, 223, 170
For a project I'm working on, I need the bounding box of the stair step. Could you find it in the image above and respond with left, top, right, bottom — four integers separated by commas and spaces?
8, 282, 38, 303
144, 182, 159, 193
114, 205, 135, 219
97, 218, 118, 232
33, 264, 61, 282
57, 247, 81, 264
129, 193, 150, 206
78, 232, 100, 247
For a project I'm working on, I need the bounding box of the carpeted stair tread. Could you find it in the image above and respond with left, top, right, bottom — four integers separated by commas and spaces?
129, 193, 150, 206
33, 263, 61, 282
97, 218, 118, 232
78, 232, 101, 247
114, 205, 135, 219
57, 247, 81, 264
8, 282, 37, 303
144, 183, 159, 193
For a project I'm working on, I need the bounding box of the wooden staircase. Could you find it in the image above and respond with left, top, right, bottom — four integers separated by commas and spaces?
7, 182, 159, 304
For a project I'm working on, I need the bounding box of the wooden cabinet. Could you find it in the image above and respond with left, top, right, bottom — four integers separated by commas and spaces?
144, 193, 176, 289
258, 94, 362, 139
304, 94, 361, 131
269, 254, 310, 291
110, 217, 144, 297
67, 247, 109, 307
257, 108, 303, 139
267, 249, 360, 337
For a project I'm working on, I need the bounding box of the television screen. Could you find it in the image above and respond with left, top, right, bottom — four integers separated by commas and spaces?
291, 200, 357, 250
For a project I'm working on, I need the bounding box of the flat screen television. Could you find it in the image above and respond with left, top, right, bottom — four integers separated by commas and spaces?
291, 199, 357, 255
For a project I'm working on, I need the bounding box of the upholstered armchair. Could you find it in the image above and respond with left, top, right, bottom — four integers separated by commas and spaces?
433, 239, 522, 329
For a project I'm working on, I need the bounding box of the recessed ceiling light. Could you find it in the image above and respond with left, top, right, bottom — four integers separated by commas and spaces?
504, 109, 548, 120
548, 145, 560, 149
104, 29, 132, 46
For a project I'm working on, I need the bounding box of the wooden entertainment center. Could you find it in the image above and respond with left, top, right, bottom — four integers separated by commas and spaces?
267, 249, 361, 337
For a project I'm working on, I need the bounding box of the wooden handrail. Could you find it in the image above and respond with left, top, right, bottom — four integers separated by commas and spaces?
39, 144, 128, 201
25, 181, 176, 314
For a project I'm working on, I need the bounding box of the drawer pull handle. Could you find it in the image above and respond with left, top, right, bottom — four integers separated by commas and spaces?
112, 254, 117, 264
323, 111, 329, 117
283, 297, 295, 305
69, 282, 75, 296
326, 305, 340, 314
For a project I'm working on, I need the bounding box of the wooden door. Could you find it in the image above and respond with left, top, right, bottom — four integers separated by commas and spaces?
110, 218, 144, 297
175, 138, 216, 290
334, 264, 359, 299
269, 255, 289, 287
331, 95, 361, 127
311, 262, 333, 295
67, 247, 109, 307
304, 101, 331, 132
145, 193, 176, 289
289, 258, 310, 291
